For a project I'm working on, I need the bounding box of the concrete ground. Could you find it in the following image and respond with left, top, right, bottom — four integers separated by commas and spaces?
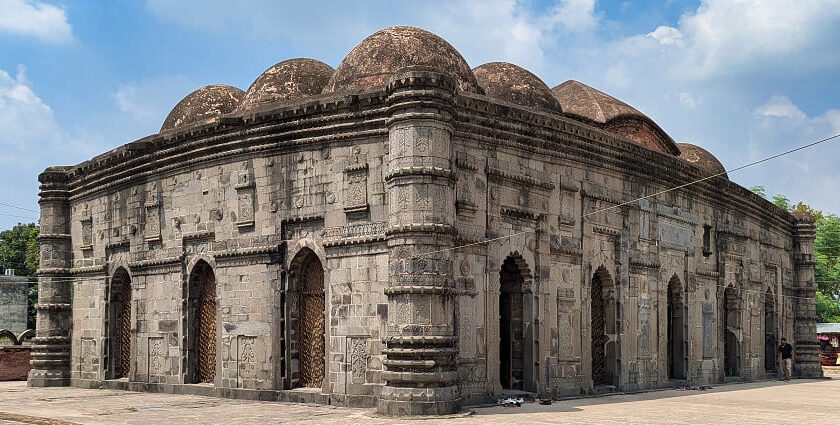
1, 375, 838, 425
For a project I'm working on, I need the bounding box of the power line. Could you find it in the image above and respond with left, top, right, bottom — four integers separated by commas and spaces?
0, 201, 38, 214
0, 213, 39, 221
402, 132, 840, 262
583, 132, 840, 218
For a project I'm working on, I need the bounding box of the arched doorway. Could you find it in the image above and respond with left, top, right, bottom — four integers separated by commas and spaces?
764, 289, 777, 373
667, 275, 685, 380
499, 255, 530, 390
591, 266, 614, 386
290, 248, 325, 388
108, 268, 132, 379
188, 261, 217, 384
723, 285, 739, 377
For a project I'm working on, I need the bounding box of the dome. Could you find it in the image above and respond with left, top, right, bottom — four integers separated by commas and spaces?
552, 80, 645, 124
237, 58, 334, 112
677, 143, 727, 178
552, 80, 680, 155
472, 62, 561, 113
324, 26, 482, 94
161, 84, 244, 132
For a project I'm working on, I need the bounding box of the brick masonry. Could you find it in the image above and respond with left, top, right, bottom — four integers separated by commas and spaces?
0, 347, 32, 381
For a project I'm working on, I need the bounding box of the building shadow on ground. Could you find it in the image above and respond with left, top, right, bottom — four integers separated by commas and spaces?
471, 378, 830, 415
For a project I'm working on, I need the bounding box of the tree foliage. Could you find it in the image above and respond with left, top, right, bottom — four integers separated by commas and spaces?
0, 223, 38, 276
754, 189, 840, 322
0, 222, 39, 329
749, 185, 767, 198
815, 213, 840, 298
771, 194, 791, 211
817, 291, 840, 322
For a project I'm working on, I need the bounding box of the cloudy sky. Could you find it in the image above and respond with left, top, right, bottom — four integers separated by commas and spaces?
1, 0, 839, 230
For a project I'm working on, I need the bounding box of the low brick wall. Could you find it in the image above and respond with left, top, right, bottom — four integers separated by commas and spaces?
0, 346, 31, 381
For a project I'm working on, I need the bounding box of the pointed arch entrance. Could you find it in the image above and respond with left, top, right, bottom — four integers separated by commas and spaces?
764, 289, 777, 373
667, 275, 686, 380
723, 285, 739, 377
591, 266, 616, 387
107, 267, 132, 379
498, 254, 532, 391
289, 248, 325, 388
188, 260, 217, 384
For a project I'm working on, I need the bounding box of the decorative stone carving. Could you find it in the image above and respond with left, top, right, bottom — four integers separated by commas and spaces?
235, 170, 255, 228
638, 296, 651, 358
321, 222, 385, 240
702, 301, 715, 358
349, 337, 368, 384
344, 163, 369, 213
148, 336, 165, 377
80, 217, 93, 250
238, 336, 257, 381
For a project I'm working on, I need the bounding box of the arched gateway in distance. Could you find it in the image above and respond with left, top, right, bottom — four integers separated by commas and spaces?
29, 26, 822, 416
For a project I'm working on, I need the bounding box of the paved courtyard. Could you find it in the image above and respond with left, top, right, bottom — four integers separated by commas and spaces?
1, 377, 838, 424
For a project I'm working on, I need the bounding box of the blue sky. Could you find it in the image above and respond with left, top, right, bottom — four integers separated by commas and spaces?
1, 0, 839, 230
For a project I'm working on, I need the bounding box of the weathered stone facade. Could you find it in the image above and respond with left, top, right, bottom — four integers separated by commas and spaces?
29, 26, 822, 415
0, 276, 29, 334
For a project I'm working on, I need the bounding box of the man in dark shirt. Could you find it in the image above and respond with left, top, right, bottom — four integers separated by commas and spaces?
779, 338, 793, 381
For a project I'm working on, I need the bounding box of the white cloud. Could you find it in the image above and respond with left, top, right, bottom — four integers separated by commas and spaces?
111, 76, 193, 127
754, 96, 807, 120
676, 92, 696, 108
145, 0, 600, 78
545, 0, 599, 33
674, 0, 840, 78
648, 26, 682, 46
0, 65, 61, 156
0, 0, 73, 43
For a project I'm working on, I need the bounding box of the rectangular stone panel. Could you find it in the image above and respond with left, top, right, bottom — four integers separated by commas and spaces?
703, 301, 715, 358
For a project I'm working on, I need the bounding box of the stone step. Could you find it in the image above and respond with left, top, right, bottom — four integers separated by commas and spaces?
592, 385, 618, 395
500, 389, 536, 402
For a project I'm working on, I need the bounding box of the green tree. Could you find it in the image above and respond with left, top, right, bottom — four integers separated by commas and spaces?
749, 185, 767, 198
749, 192, 840, 322
816, 292, 840, 322
0, 222, 39, 329
815, 213, 840, 298
0, 223, 38, 276
771, 194, 791, 211
792, 201, 823, 221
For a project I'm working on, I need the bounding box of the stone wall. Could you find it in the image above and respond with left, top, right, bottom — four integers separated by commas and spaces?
0, 278, 28, 334
29, 68, 820, 414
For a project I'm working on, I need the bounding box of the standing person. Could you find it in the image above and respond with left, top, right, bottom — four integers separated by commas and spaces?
779, 338, 793, 381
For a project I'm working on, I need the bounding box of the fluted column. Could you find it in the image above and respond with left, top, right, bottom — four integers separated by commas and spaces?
378, 68, 459, 416
791, 212, 822, 378
28, 167, 73, 387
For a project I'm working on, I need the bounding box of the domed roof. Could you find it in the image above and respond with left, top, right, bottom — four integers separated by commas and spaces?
677, 143, 728, 178
552, 80, 680, 155
161, 84, 244, 132
237, 58, 334, 112
552, 80, 643, 124
472, 62, 561, 113
324, 26, 482, 94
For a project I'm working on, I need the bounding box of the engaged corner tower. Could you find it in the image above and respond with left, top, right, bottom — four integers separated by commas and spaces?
28, 167, 73, 387
378, 68, 460, 415
791, 212, 823, 378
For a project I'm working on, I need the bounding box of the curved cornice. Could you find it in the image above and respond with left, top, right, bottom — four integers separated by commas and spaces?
52, 83, 795, 237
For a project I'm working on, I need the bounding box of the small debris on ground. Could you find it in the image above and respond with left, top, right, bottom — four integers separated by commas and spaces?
498, 397, 524, 407
676, 385, 713, 391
